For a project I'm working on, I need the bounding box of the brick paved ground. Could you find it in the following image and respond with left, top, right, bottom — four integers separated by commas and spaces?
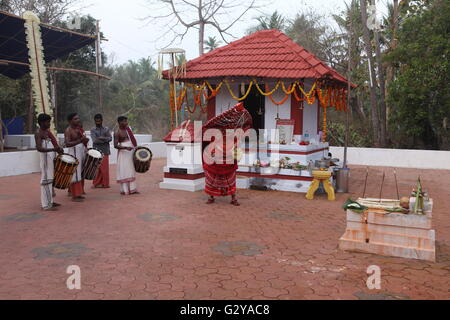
0, 158, 449, 300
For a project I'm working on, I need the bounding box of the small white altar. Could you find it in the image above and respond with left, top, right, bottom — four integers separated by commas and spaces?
236, 141, 332, 193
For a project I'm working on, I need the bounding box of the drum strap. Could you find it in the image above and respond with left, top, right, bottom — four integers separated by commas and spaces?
40, 128, 59, 149
126, 127, 138, 147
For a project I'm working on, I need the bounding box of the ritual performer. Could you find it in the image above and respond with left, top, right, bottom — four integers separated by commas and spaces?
64, 113, 89, 202
35, 113, 64, 211
114, 116, 139, 195
202, 102, 252, 206
91, 114, 112, 188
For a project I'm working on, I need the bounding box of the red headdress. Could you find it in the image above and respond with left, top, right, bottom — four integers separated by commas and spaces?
202, 102, 253, 169
202, 102, 252, 133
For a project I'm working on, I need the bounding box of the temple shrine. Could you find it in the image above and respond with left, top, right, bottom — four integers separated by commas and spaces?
161, 29, 353, 193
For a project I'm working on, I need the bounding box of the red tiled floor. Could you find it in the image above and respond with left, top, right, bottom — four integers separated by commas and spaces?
0, 159, 449, 300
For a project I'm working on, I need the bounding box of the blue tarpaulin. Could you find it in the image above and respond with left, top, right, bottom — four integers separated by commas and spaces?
0, 10, 96, 79
2, 117, 24, 135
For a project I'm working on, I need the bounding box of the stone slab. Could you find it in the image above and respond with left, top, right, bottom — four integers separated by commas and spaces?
339, 238, 436, 262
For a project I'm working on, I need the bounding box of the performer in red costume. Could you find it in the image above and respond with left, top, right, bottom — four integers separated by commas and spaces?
202, 102, 252, 206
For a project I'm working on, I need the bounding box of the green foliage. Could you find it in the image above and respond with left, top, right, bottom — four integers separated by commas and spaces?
247, 10, 286, 34
0, 75, 29, 121
327, 121, 371, 148
204, 36, 222, 52
104, 58, 170, 140
386, 0, 450, 149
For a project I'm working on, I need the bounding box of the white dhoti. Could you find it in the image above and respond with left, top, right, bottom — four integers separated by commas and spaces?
117, 140, 137, 194
67, 142, 86, 183
67, 142, 86, 197
40, 139, 55, 209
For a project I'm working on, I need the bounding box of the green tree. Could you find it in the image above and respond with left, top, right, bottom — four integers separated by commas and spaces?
247, 10, 286, 34
104, 58, 170, 139
204, 36, 222, 52
386, 0, 450, 149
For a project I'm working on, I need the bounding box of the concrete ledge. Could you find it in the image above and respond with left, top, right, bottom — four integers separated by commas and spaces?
159, 178, 205, 192
0, 141, 166, 177
0, 150, 40, 177
330, 147, 450, 170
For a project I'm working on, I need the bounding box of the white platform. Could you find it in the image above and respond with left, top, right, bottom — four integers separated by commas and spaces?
159, 178, 205, 192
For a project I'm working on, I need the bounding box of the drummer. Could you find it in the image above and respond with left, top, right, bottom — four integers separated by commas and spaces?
65, 113, 89, 202
34, 113, 64, 211
114, 116, 139, 195
90, 114, 112, 188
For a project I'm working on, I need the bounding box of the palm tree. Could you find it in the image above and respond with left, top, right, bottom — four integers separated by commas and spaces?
204, 36, 222, 52
247, 10, 286, 34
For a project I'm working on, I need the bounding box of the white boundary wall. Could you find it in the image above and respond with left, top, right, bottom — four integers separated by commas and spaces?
329, 147, 450, 170
0, 140, 166, 177
1, 145, 449, 177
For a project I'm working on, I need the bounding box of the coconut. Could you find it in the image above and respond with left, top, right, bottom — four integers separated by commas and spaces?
400, 197, 410, 209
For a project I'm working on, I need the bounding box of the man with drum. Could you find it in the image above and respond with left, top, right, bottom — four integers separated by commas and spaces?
91, 114, 112, 188
34, 114, 64, 211
64, 113, 89, 202
114, 116, 139, 195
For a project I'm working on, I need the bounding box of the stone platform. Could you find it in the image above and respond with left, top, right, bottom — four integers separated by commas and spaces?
339, 205, 435, 262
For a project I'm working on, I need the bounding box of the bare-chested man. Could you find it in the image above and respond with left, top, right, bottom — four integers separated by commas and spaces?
35, 113, 64, 211
64, 113, 89, 202
114, 116, 139, 195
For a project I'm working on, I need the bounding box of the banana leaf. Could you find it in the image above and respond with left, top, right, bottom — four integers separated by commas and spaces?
342, 198, 368, 214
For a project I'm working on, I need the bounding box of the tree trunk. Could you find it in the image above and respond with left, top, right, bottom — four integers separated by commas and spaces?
355, 93, 367, 121
199, 21, 205, 56
360, 0, 380, 147
198, 0, 205, 56
385, 0, 399, 131
374, 28, 387, 147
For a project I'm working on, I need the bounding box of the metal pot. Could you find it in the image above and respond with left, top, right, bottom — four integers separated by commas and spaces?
315, 159, 330, 169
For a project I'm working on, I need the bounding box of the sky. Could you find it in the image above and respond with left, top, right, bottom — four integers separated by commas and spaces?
74, 0, 389, 66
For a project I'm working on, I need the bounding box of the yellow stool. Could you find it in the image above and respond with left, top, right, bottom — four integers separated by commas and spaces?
306, 169, 335, 201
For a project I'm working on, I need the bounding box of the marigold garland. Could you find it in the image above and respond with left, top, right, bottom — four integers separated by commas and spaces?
172, 79, 348, 119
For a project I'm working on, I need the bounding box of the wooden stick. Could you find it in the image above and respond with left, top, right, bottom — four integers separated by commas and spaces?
379, 171, 385, 203
47, 67, 111, 80
362, 166, 369, 198
0, 60, 111, 80
394, 169, 400, 200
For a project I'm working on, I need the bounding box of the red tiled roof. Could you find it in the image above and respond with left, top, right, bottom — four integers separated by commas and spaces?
163, 29, 352, 86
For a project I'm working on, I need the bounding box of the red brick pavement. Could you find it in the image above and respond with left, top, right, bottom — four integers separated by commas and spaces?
0, 159, 449, 300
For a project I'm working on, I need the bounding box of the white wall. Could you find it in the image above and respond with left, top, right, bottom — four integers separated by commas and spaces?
215, 84, 236, 115
0, 150, 40, 177
5, 134, 36, 149
2, 144, 450, 178
0, 139, 166, 177
329, 147, 450, 170
5, 133, 152, 149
